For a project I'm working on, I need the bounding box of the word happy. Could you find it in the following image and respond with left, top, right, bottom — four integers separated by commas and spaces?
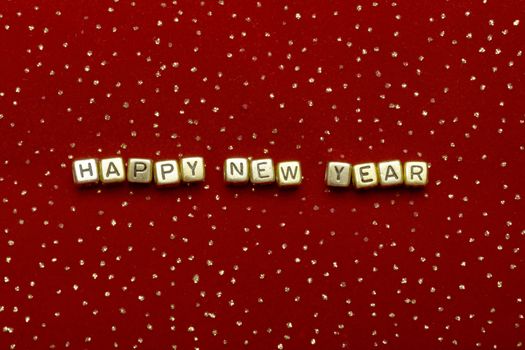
72, 157, 428, 188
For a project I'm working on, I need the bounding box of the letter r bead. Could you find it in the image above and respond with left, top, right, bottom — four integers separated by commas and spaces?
72, 158, 99, 185
404, 161, 429, 186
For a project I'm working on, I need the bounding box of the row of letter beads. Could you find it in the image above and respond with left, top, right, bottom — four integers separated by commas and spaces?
224, 158, 302, 187
73, 157, 303, 187
325, 160, 428, 188
73, 157, 205, 186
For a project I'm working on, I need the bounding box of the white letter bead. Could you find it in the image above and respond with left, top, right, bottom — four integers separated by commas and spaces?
181, 157, 205, 182
127, 158, 153, 183
72, 158, 99, 185
154, 160, 180, 186
276, 161, 302, 187
250, 158, 275, 184
224, 158, 249, 184
404, 161, 428, 186
325, 161, 351, 187
378, 160, 403, 187
353, 162, 378, 189
100, 157, 126, 184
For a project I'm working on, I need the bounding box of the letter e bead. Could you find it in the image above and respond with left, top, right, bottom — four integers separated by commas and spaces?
224, 158, 249, 184
325, 162, 351, 187
353, 162, 378, 189
404, 161, 428, 186
72, 158, 99, 185
276, 161, 302, 187
154, 160, 180, 186
250, 158, 275, 184
181, 157, 205, 182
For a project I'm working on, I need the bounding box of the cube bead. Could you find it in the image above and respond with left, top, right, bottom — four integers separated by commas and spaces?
325, 161, 351, 187
100, 157, 126, 184
127, 158, 153, 183
181, 157, 205, 182
276, 161, 302, 187
378, 160, 403, 187
224, 158, 249, 184
250, 158, 275, 184
154, 160, 180, 186
353, 162, 378, 189
72, 158, 99, 185
404, 161, 428, 186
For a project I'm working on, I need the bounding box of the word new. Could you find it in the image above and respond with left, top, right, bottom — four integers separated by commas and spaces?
72, 157, 428, 188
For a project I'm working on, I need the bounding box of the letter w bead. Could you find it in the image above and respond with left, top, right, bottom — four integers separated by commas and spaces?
276, 161, 302, 187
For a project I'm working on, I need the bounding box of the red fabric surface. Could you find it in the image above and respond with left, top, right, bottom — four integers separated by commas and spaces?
1, 1, 524, 349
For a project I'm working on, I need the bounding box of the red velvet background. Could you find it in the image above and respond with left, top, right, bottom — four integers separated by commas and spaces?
1, 1, 524, 349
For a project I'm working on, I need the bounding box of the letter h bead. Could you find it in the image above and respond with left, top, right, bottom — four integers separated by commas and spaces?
72, 158, 99, 185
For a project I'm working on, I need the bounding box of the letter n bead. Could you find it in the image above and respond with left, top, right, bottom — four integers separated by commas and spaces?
181, 157, 205, 183
154, 160, 180, 187
72, 158, 99, 185
127, 158, 153, 183
276, 161, 302, 187
224, 158, 249, 184
100, 157, 126, 184
250, 158, 275, 184
353, 162, 378, 189
378, 160, 403, 187
404, 161, 429, 186
325, 161, 351, 187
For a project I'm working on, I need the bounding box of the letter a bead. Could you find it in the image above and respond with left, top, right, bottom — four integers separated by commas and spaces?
378, 160, 403, 187
224, 158, 249, 184
100, 157, 126, 184
250, 158, 275, 184
276, 161, 302, 187
127, 158, 153, 183
181, 157, 205, 182
353, 162, 378, 189
325, 161, 351, 187
154, 160, 180, 187
72, 158, 99, 185
404, 161, 428, 186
